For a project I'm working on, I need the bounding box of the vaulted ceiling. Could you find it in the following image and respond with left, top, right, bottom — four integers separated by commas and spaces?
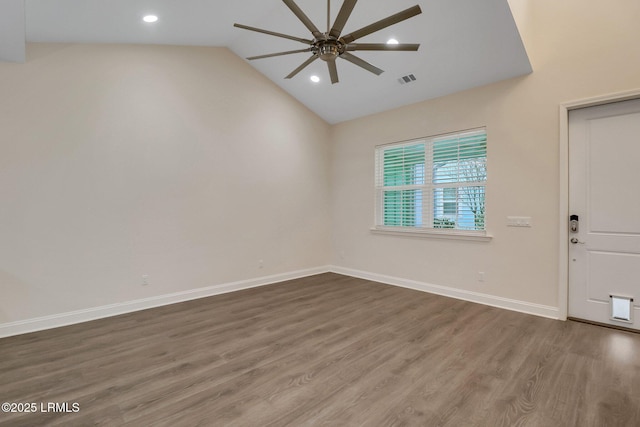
3, 0, 532, 123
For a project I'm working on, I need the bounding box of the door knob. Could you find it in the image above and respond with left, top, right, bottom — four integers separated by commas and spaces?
570, 237, 585, 244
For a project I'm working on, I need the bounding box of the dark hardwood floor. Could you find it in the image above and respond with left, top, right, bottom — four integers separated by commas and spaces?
1, 273, 639, 426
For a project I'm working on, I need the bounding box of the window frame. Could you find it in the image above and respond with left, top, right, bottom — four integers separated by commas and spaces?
372, 128, 491, 241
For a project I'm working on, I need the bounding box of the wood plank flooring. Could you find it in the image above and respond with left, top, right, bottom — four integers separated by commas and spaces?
1, 273, 639, 426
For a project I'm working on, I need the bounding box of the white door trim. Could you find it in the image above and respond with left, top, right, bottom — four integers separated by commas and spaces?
558, 88, 640, 321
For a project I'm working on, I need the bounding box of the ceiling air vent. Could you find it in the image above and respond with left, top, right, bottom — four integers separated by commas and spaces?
398, 74, 417, 85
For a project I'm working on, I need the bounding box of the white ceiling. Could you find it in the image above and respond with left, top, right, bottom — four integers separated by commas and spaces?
7, 0, 531, 124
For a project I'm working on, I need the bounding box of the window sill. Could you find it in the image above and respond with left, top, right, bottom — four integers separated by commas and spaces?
370, 227, 493, 242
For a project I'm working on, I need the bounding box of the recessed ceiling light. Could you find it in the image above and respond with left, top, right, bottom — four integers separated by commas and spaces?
310, 75, 320, 83
143, 15, 158, 23
387, 38, 399, 45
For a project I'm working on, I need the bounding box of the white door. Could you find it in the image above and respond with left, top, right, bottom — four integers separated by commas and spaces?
568, 98, 640, 330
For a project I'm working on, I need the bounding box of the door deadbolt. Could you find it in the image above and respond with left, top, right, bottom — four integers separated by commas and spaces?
570, 215, 579, 233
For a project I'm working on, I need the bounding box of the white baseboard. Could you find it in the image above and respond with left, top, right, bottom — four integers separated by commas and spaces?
0, 265, 560, 339
329, 265, 560, 320
0, 266, 330, 339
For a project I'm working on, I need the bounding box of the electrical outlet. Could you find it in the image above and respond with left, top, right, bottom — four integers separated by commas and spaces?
142, 275, 149, 286
478, 272, 485, 283
258, 260, 264, 269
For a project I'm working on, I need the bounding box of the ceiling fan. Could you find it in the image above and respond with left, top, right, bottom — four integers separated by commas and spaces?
234, 0, 422, 84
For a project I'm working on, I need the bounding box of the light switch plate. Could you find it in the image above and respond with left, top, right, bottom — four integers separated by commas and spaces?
507, 216, 532, 227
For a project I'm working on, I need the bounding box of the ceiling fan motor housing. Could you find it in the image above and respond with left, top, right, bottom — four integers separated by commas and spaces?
315, 37, 344, 62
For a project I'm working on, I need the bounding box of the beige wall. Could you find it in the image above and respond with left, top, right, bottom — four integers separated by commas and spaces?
0, 44, 332, 323
330, 0, 640, 307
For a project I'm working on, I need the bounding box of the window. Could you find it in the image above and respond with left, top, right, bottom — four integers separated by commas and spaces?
375, 128, 487, 233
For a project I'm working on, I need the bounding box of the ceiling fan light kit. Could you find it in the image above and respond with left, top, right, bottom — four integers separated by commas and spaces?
234, 0, 422, 84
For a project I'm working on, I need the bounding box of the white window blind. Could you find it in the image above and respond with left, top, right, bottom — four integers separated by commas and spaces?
375, 128, 487, 232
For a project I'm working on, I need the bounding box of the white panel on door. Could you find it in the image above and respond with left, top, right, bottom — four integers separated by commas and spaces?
588, 112, 640, 234
588, 251, 640, 303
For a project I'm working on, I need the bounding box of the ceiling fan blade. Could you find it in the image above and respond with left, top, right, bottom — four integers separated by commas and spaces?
346, 43, 420, 51
340, 52, 384, 75
234, 23, 312, 44
340, 5, 422, 44
285, 55, 319, 79
328, 61, 339, 84
282, 0, 323, 38
329, 0, 358, 39
247, 48, 312, 60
